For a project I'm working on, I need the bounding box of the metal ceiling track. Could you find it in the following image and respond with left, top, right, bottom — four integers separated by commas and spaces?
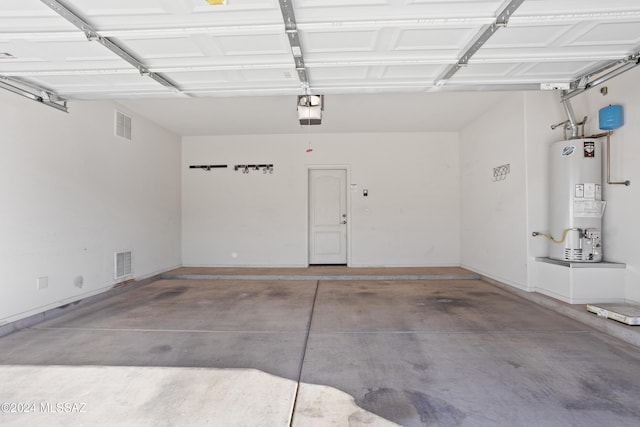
0, 75, 68, 112
40, 0, 182, 94
278, 0, 309, 91
562, 50, 640, 101
435, 0, 525, 86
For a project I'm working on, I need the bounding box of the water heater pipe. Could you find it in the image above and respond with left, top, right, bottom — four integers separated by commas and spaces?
532, 228, 581, 243
561, 95, 580, 139
605, 132, 631, 186
585, 131, 631, 186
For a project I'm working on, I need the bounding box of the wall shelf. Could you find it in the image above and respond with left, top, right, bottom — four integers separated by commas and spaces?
535, 257, 625, 269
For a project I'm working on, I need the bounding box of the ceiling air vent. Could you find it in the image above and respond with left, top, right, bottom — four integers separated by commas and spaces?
114, 251, 133, 280
115, 110, 132, 140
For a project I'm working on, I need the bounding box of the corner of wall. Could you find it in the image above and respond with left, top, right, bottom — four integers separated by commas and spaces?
459, 93, 528, 289
0, 92, 182, 324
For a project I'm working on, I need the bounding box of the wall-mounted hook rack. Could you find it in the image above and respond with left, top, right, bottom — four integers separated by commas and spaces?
189, 165, 228, 171
234, 164, 274, 174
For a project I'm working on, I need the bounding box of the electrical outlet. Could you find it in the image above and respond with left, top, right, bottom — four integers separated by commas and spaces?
37, 276, 48, 290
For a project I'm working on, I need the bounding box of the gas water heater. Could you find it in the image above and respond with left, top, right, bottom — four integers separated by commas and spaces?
547, 139, 605, 262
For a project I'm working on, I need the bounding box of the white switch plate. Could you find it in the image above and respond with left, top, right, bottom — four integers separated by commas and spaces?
37, 276, 48, 290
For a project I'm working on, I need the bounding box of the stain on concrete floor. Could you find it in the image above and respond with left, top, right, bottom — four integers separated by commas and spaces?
1, 278, 640, 426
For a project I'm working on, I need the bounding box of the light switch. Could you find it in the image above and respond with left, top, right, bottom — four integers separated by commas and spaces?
363, 189, 368, 197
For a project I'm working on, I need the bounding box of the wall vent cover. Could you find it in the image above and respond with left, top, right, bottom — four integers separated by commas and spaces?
114, 251, 133, 280
115, 110, 132, 140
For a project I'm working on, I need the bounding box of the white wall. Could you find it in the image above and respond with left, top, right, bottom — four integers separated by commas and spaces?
461, 67, 640, 303
0, 90, 181, 324
571, 67, 640, 303
4, 66, 636, 321
459, 93, 529, 289
182, 132, 460, 267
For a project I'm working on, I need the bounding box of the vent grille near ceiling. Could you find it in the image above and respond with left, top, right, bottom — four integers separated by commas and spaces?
115, 110, 132, 140
115, 251, 133, 280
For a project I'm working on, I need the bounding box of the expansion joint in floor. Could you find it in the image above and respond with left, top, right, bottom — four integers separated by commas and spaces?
289, 279, 320, 427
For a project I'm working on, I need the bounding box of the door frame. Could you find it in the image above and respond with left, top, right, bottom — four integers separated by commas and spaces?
306, 165, 351, 267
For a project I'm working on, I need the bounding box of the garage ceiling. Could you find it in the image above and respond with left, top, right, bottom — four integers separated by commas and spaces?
1, 0, 639, 134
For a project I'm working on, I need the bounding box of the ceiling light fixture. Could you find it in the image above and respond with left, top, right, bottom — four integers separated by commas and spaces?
205, 0, 225, 5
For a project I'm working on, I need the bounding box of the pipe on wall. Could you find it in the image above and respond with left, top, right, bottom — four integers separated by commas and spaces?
561, 95, 580, 140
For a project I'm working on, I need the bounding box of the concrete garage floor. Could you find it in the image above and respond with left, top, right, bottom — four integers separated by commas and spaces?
1, 269, 640, 426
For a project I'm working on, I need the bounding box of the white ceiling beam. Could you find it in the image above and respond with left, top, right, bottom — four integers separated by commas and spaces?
3, 51, 632, 78
302, 12, 640, 29
510, 10, 640, 24
0, 25, 284, 42
2, 10, 639, 42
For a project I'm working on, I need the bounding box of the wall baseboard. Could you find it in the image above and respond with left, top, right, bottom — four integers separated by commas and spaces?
0, 273, 161, 338
478, 274, 640, 349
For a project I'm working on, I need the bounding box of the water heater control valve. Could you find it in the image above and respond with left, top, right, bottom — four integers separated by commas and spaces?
584, 229, 600, 239
583, 228, 602, 262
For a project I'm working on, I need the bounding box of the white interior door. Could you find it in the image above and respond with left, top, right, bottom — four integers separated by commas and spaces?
309, 169, 348, 265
